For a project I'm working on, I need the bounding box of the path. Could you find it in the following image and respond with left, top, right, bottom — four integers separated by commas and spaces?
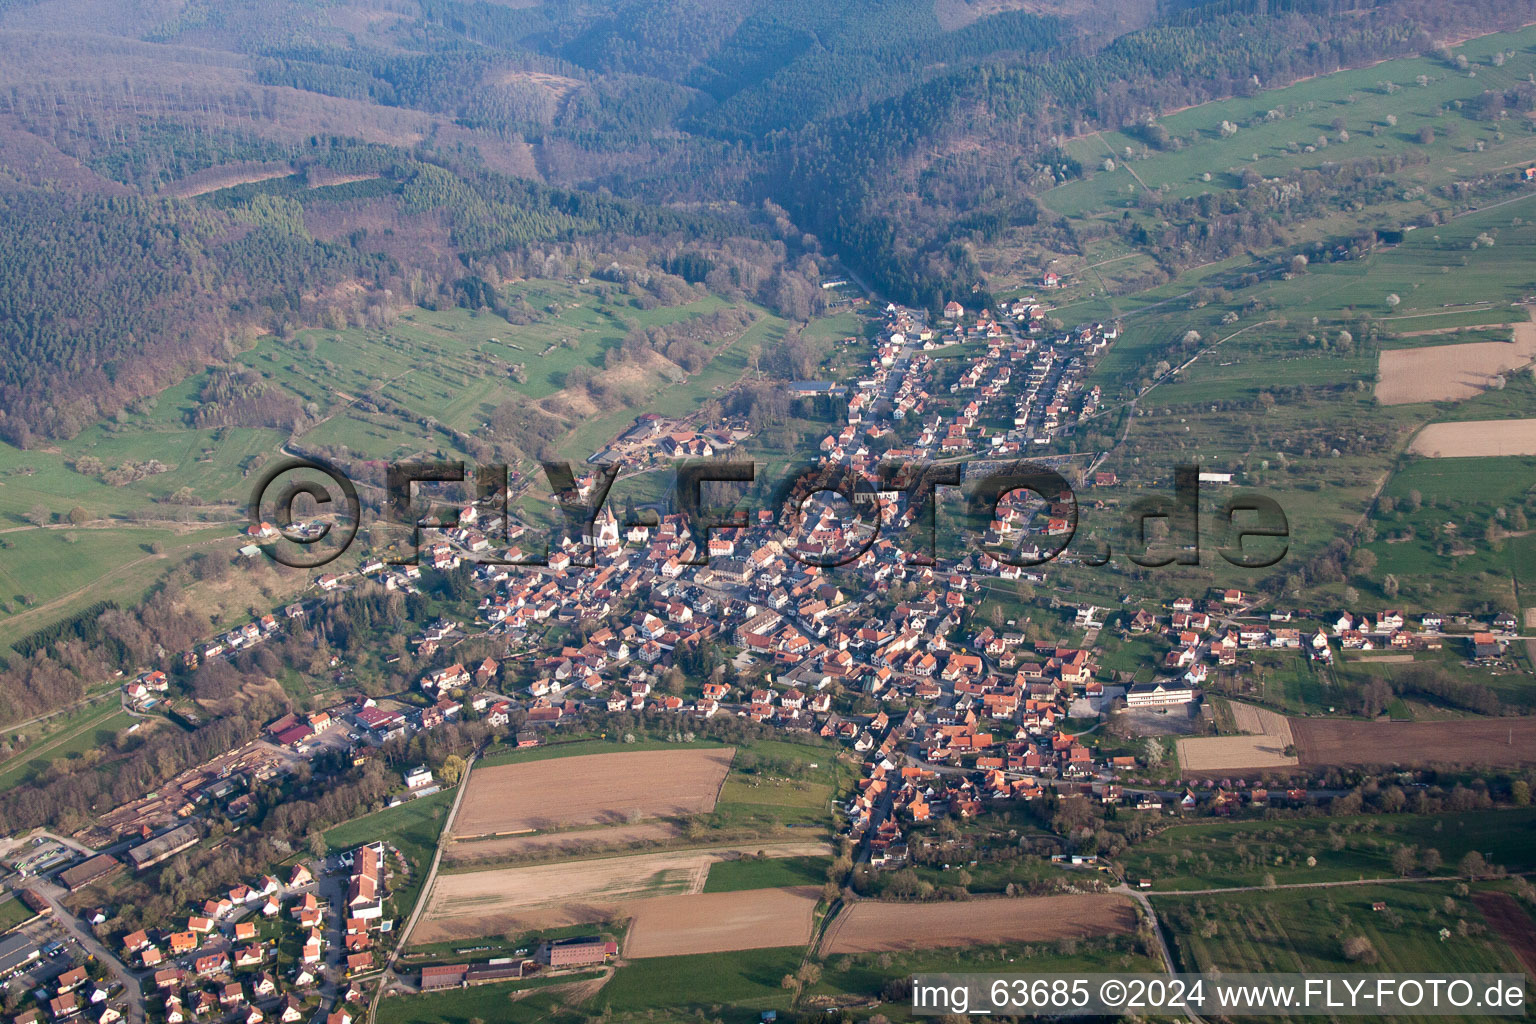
1085, 319, 1277, 475
1092, 132, 1154, 196
1145, 872, 1491, 897
1111, 884, 1210, 1024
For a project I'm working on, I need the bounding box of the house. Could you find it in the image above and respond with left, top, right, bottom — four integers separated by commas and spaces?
943, 300, 964, 320
1126, 681, 1195, 707
194, 953, 228, 977
1471, 632, 1501, 660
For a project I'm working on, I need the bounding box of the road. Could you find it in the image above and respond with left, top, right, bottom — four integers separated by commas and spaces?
30, 879, 145, 1024
367, 751, 477, 1020
1112, 883, 1210, 1024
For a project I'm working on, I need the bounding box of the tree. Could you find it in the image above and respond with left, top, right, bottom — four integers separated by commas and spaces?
1421, 847, 1443, 873
1459, 850, 1487, 878
25, 504, 49, 527
1342, 935, 1379, 963
1513, 780, 1530, 807
440, 754, 466, 786
1391, 844, 1416, 876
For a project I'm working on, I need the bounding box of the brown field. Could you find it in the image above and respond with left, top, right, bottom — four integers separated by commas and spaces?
1376, 323, 1536, 405
426, 849, 719, 922
450, 747, 734, 838
818, 893, 1136, 955
1473, 892, 1536, 977
444, 821, 682, 866
413, 884, 819, 956
421, 841, 829, 933
1409, 418, 1536, 458
1293, 718, 1536, 767
1178, 702, 1296, 772
625, 888, 820, 958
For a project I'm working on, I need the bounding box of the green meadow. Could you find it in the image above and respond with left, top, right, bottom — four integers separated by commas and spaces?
1049, 25, 1536, 218
1159, 882, 1524, 998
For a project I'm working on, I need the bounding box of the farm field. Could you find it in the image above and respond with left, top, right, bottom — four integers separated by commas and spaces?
423, 841, 830, 925
414, 882, 820, 954
624, 887, 820, 958
806, 941, 1160, 1022
593, 947, 804, 1022
443, 821, 682, 867
377, 978, 596, 1024
1409, 418, 1536, 457
1118, 809, 1536, 892
1472, 892, 1536, 977
450, 747, 734, 838
1177, 702, 1297, 772
818, 893, 1136, 954
1377, 323, 1536, 405
702, 855, 831, 893
1159, 883, 1523, 1002
1292, 718, 1536, 767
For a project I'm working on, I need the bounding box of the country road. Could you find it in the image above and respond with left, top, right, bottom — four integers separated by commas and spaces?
367, 750, 477, 1021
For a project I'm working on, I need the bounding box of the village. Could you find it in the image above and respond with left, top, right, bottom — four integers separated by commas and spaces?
0, 297, 1529, 1024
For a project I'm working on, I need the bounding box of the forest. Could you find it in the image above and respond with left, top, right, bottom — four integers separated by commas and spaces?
4, 0, 1536, 440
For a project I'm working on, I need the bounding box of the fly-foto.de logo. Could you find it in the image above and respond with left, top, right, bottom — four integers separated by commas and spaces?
249, 458, 1288, 570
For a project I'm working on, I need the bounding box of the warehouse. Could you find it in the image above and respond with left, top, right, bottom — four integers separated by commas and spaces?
58, 854, 122, 892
